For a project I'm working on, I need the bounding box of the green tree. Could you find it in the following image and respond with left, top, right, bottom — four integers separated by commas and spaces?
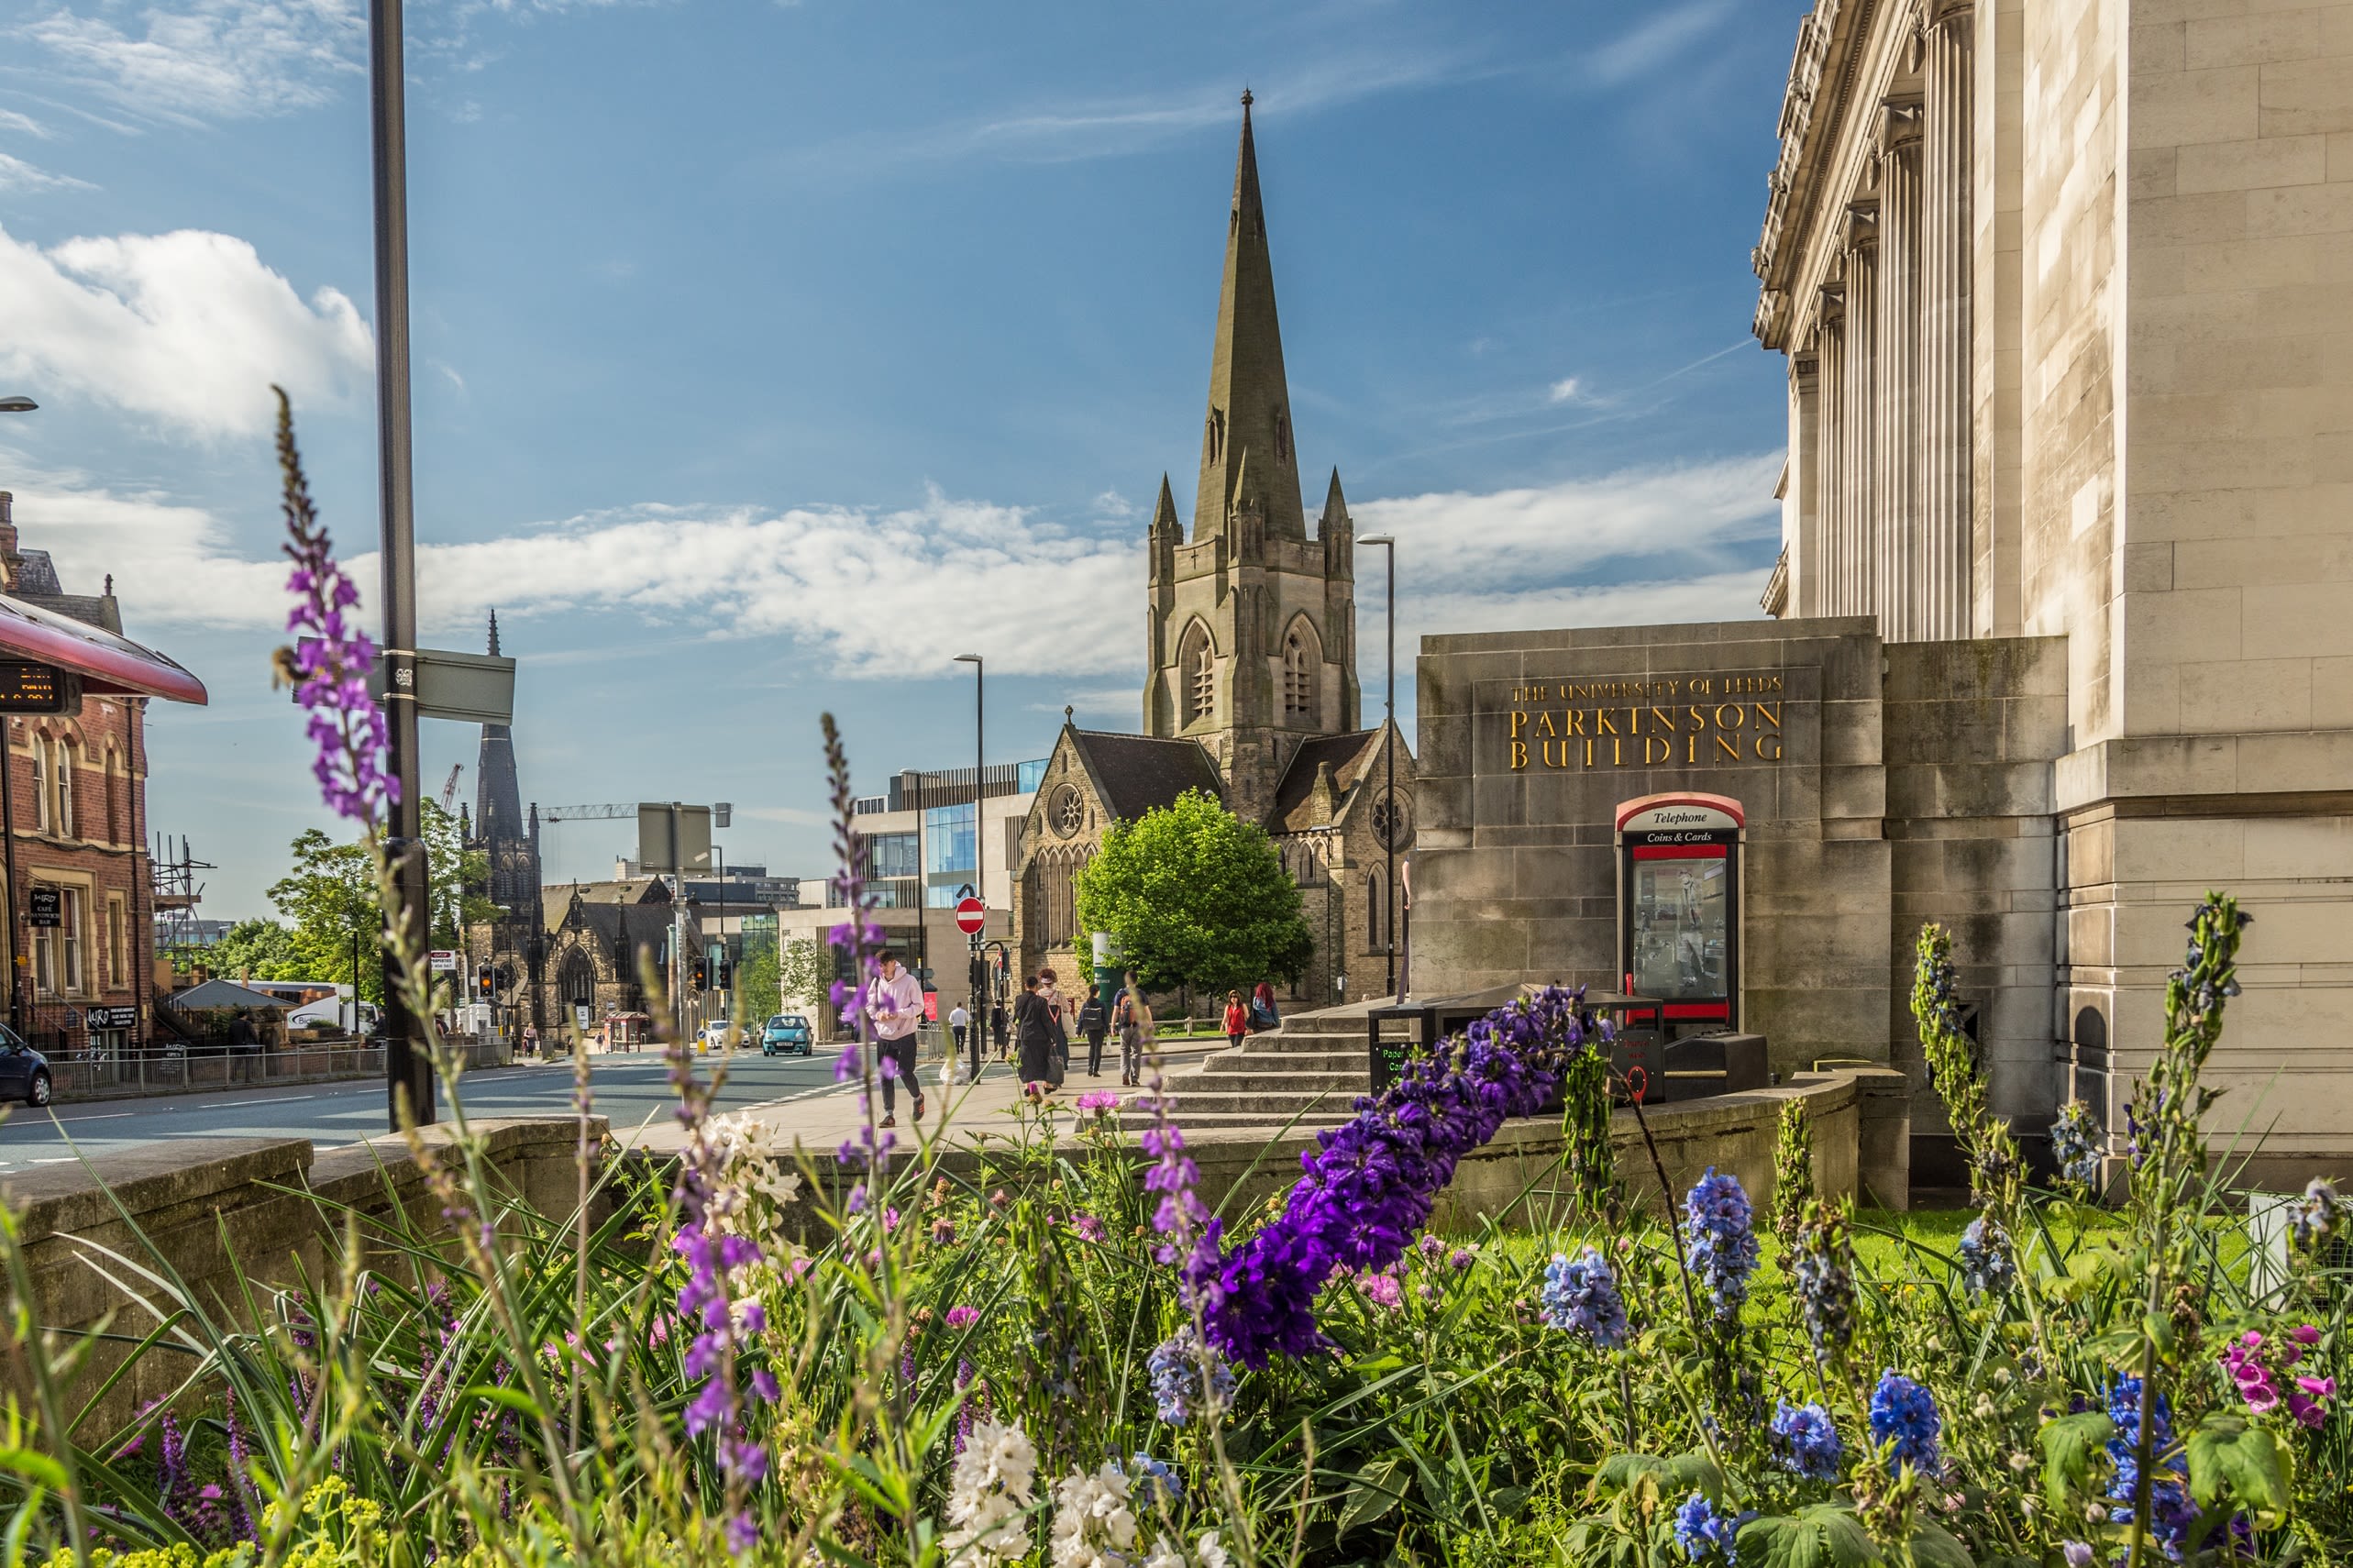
734, 929, 780, 1024
1075, 788, 1311, 998
778, 936, 828, 1013
264, 800, 494, 998
191, 917, 306, 983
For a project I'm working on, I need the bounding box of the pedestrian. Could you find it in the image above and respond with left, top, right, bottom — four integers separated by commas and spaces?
1250, 981, 1281, 1033
1036, 968, 1072, 1089
948, 999, 976, 1085
522, 1022, 538, 1058
868, 948, 927, 1130
990, 1000, 1009, 1062
1012, 973, 1066, 1102
1221, 989, 1248, 1052
1077, 987, 1109, 1077
1116, 972, 1153, 1087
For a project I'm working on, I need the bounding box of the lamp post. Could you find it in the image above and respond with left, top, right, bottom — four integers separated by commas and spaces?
1356, 534, 1399, 1003
953, 654, 983, 1019
0, 395, 33, 1032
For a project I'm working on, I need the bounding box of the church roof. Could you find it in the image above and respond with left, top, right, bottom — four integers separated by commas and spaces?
1269, 729, 1383, 830
542, 878, 670, 932
1067, 730, 1224, 822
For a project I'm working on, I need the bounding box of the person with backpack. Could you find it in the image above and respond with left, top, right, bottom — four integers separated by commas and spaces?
1221, 990, 1248, 1052
1115, 975, 1153, 1087
1249, 981, 1281, 1033
1077, 988, 1109, 1077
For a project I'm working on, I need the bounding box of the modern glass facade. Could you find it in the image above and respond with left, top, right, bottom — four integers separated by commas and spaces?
923, 804, 976, 908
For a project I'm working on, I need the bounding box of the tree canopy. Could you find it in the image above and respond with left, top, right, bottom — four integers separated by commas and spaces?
1075, 789, 1311, 999
260, 801, 493, 998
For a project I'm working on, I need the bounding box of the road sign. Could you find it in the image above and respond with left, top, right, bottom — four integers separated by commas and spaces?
954, 896, 986, 935
429, 950, 458, 973
26, 888, 59, 929
87, 1006, 138, 1030
0, 662, 76, 713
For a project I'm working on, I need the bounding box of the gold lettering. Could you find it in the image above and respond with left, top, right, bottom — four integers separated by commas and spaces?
1713, 704, 1746, 730
1509, 740, 1527, 771
1685, 734, 1698, 764
1687, 704, 1707, 732
1584, 737, 1596, 768
1612, 737, 1625, 767
1628, 705, 1640, 734
1714, 734, 1741, 761
1643, 736, 1672, 765
1596, 709, 1618, 736
1566, 707, 1587, 736
1752, 702, 1782, 730
1649, 706, 1677, 732
1509, 710, 1527, 739
1756, 734, 1784, 762
1537, 710, 1558, 738
1541, 739, 1565, 768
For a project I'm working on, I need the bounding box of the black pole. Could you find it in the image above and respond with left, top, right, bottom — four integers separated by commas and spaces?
370, 0, 433, 1129
1380, 540, 1397, 1000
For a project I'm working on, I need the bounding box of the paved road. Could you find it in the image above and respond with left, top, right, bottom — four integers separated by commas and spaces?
0, 1049, 858, 1175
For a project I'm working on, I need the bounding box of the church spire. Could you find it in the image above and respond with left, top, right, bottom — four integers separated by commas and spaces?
487, 607, 502, 657
1193, 91, 1305, 546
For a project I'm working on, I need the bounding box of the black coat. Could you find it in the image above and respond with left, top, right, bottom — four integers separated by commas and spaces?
1013, 991, 1066, 1086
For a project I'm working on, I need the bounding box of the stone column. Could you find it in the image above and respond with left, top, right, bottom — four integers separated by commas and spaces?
1920, 0, 1974, 641
1876, 113, 1922, 643
1842, 203, 1879, 621
1792, 350, 1822, 617
1816, 295, 1846, 617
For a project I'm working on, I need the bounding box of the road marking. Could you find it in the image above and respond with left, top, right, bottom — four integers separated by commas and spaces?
47, 1112, 133, 1124
218, 1095, 317, 1107
31, 1157, 77, 1165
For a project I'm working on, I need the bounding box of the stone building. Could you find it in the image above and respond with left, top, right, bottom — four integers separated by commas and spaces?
0, 492, 168, 1055
1012, 97, 1415, 1006
536, 878, 703, 1037
464, 613, 543, 1033
1418, 0, 2353, 1186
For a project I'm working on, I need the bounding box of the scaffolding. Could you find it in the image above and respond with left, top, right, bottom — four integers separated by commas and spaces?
150, 834, 215, 951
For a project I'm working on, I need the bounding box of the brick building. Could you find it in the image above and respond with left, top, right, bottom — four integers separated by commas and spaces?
0, 491, 187, 1055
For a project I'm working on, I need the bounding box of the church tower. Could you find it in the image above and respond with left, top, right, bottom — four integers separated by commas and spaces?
1144, 92, 1359, 824
472, 611, 541, 933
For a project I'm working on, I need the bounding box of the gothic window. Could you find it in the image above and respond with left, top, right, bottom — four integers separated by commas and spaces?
1205, 407, 1225, 463
1031, 845, 1090, 950
1283, 624, 1320, 726
1275, 409, 1290, 465
1371, 792, 1410, 851
558, 948, 597, 1010
1365, 870, 1386, 953
1179, 624, 1215, 726
1048, 783, 1085, 840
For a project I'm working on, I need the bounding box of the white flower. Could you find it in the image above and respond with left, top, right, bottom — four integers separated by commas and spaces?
942, 1419, 1039, 1564
1194, 1530, 1229, 1568
1049, 1462, 1139, 1567
1142, 1540, 1187, 1568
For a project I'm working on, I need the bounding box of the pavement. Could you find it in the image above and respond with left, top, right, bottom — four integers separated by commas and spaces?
0, 1038, 1231, 1176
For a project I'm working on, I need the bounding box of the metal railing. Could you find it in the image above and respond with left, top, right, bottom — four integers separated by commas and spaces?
46, 1039, 512, 1102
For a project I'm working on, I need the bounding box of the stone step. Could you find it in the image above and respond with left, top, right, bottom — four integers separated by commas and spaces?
1145, 1089, 1361, 1130
1166, 1068, 1370, 1097
1195, 1049, 1376, 1076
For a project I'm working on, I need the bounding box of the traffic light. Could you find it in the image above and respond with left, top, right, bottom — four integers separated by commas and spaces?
690, 957, 709, 991
474, 964, 493, 999
712, 947, 733, 990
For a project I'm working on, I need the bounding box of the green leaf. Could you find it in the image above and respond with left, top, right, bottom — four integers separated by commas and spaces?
2039, 1410, 2115, 1513
0, 1446, 69, 1491
1906, 1518, 1977, 1568
1738, 1505, 1884, 1568
458, 1383, 547, 1423
2186, 1414, 2290, 1526
1334, 1454, 1407, 1539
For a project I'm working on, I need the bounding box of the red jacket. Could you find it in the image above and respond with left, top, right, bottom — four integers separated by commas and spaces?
1223, 1002, 1248, 1035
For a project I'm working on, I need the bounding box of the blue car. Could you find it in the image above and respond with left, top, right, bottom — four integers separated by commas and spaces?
762, 1014, 813, 1056
0, 1026, 52, 1106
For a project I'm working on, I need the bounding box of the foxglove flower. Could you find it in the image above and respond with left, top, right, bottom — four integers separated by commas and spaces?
1868, 1371, 1942, 1477
1683, 1169, 1761, 1324
1956, 1215, 2016, 1297
1540, 1247, 1629, 1349
1769, 1399, 1842, 1482
2291, 1177, 2347, 1253
1673, 1492, 1751, 1563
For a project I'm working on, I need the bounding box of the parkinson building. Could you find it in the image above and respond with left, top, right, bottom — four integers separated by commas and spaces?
1412, 0, 2353, 1186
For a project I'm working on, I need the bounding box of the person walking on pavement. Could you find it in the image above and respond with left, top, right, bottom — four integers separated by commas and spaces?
1221, 989, 1248, 1053
522, 1023, 538, 1058
1036, 968, 1073, 1090
1116, 973, 1152, 1087
869, 949, 927, 1129
1077, 988, 1109, 1077
1013, 973, 1065, 1102
989, 1000, 1009, 1062
948, 1000, 976, 1085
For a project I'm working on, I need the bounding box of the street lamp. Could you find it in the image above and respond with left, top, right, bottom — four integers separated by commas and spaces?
1356, 534, 1400, 1003
954, 654, 983, 1031
0, 394, 31, 1032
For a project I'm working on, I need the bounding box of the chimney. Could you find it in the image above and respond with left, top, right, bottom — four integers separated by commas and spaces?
0, 491, 16, 559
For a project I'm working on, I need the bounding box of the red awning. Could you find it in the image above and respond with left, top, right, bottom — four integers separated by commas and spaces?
0, 593, 208, 705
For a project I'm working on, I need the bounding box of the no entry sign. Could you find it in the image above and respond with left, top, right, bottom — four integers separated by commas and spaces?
954, 897, 987, 935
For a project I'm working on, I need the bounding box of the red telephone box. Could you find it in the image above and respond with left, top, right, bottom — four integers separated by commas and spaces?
1616, 793, 1743, 1039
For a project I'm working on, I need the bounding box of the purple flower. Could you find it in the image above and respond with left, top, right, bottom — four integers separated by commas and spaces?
1868, 1371, 1942, 1477
1540, 1247, 1629, 1349
1674, 1492, 1751, 1563
1147, 1326, 1236, 1424
274, 392, 397, 827
945, 1306, 982, 1331
1682, 1169, 1761, 1324
1769, 1399, 1842, 1481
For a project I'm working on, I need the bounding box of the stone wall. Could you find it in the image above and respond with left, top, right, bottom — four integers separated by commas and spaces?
4, 1118, 595, 1437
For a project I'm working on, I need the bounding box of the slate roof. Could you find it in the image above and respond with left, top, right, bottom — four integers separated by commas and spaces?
170, 978, 289, 1011
541, 878, 670, 934
1067, 731, 1223, 822
1269, 729, 1382, 828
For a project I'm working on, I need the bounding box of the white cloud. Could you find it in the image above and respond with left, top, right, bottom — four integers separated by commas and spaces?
0, 110, 56, 139
1546, 376, 1588, 404
0, 152, 94, 193
0, 222, 373, 439
1352, 454, 1783, 593
1091, 489, 1134, 520
18, 0, 367, 122
8, 454, 1783, 690
1584, 0, 1735, 88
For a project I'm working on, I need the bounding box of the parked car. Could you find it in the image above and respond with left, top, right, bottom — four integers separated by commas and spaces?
0, 1027, 53, 1106
762, 1015, 813, 1056
697, 1020, 736, 1053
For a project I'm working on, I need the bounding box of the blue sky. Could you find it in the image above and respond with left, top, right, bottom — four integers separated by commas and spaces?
0, 0, 1802, 918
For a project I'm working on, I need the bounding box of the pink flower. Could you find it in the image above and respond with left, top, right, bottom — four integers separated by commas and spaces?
945, 1306, 981, 1331
2290, 1324, 2321, 1346
1068, 1212, 1107, 1242
1077, 1090, 1120, 1113
1358, 1271, 1403, 1309
2289, 1375, 2336, 1429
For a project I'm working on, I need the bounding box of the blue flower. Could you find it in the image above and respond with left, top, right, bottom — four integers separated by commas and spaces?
1146, 1326, 1235, 1424
1129, 1452, 1182, 1512
1673, 1492, 1751, 1563
1868, 1371, 1941, 1476
1682, 1169, 1761, 1324
1956, 1216, 2016, 1297
2105, 1375, 2197, 1559
1768, 1399, 1842, 1482
2049, 1100, 2104, 1189
1540, 1247, 1629, 1349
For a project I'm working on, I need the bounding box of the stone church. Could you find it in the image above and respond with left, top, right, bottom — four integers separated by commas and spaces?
1011, 95, 1415, 1006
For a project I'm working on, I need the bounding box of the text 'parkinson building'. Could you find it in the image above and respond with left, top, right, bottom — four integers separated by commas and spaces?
1413, 0, 2353, 1185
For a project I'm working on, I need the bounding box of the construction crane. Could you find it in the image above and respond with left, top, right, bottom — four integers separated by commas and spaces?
537, 801, 731, 882
439, 764, 464, 812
